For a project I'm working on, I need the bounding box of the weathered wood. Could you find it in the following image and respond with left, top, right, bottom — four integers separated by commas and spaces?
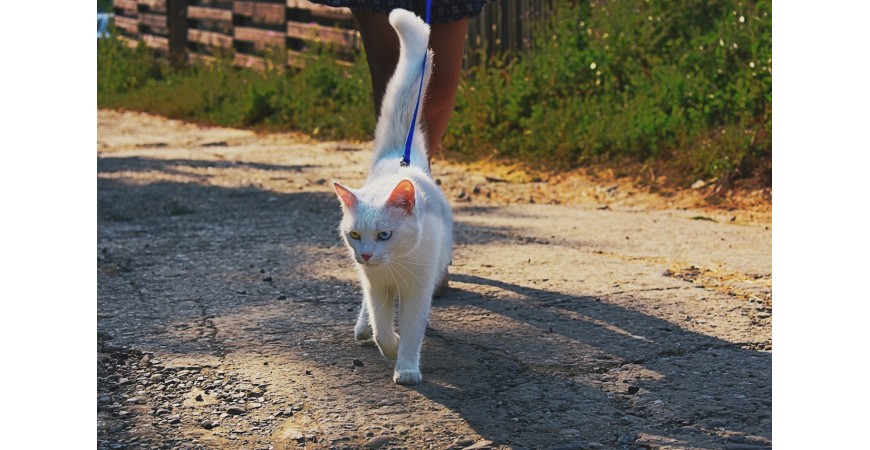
286, 0, 351, 20
234, 1, 285, 26
117, 35, 140, 49
167, 0, 188, 65
114, 0, 139, 14
142, 34, 170, 51
188, 29, 233, 47
187, 5, 232, 22
139, 12, 169, 35
113, 16, 140, 34
190, 0, 232, 7
138, 0, 168, 13
286, 22, 356, 49
234, 26, 285, 46
285, 49, 308, 68
188, 52, 218, 65
287, 49, 350, 68
233, 53, 266, 70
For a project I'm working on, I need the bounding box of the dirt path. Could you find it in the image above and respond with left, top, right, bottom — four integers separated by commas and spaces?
97, 110, 771, 450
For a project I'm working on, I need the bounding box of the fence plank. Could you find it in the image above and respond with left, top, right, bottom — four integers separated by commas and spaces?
114, 0, 139, 14
234, 53, 266, 70
188, 52, 218, 65
188, 29, 233, 47
114, 16, 140, 34
142, 34, 170, 51
286, 49, 350, 68
286, 22, 356, 48
286, 0, 351, 20
234, 1, 286, 26
138, 0, 168, 12
234, 26, 286, 46
139, 12, 169, 35
188, 5, 232, 21
118, 35, 140, 49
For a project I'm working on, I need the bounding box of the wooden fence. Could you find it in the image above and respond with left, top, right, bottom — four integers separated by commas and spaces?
110, 0, 553, 69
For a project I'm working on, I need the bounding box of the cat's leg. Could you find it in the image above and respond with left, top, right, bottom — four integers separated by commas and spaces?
433, 268, 449, 298
354, 300, 372, 341
393, 294, 432, 384
367, 287, 400, 360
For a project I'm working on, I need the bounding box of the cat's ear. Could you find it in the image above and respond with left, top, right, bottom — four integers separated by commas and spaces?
333, 182, 357, 210
386, 179, 415, 214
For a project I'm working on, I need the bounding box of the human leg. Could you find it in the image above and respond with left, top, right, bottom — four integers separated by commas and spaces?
353, 10, 468, 160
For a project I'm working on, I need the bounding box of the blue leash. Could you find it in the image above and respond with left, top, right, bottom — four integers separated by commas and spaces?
400, 0, 432, 167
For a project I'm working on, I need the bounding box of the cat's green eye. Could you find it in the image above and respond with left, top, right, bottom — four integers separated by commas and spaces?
349, 231, 361, 240
377, 231, 392, 241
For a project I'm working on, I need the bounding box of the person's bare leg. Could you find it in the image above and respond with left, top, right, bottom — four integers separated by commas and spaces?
352, 10, 399, 118
424, 19, 468, 159
353, 11, 468, 160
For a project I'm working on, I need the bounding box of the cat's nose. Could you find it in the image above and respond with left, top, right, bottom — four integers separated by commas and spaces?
361, 254, 372, 262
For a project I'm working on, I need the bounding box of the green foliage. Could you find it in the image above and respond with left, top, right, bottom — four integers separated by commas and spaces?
97, 35, 163, 96
446, 0, 772, 183
97, 39, 374, 139
97, 0, 771, 185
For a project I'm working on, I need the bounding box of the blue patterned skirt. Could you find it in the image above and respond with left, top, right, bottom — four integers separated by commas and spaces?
308, 0, 492, 24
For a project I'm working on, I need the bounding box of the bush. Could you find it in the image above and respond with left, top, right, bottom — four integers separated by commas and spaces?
445, 0, 771, 184
97, 38, 374, 139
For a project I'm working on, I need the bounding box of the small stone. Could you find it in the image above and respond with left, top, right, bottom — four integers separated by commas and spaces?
352, 359, 364, 367
617, 434, 636, 444
201, 419, 213, 430
262, 276, 273, 283
195, 394, 203, 402
627, 386, 640, 395
462, 440, 494, 450
99, 395, 112, 403
363, 436, 390, 448
249, 402, 263, 409
227, 406, 247, 415
452, 439, 475, 448
691, 179, 706, 189
109, 443, 123, 450
277, 295, 286, 300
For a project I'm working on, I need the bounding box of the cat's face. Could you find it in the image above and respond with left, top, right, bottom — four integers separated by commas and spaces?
333, 180, 419, 267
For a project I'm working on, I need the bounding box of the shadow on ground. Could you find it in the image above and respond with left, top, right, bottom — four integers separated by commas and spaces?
98, 154, 771, 450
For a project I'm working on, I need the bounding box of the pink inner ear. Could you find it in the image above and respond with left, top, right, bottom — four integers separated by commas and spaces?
333, 182, 357, 209
386, 180, 415, 214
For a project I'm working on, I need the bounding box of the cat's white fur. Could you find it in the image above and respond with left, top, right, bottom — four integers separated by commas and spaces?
332, 9, 453, 385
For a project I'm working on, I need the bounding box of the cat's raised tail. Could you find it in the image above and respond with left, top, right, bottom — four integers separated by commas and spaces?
372, 9, 433, 168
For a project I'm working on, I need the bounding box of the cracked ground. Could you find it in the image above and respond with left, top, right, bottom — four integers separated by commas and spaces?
97, 110, 771, 450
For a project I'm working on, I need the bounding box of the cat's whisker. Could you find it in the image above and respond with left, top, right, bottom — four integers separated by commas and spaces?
390, 260, 425, 286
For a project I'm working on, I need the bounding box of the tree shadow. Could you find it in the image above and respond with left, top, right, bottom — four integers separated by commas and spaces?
97, 153, 771, 450
98, 155, 320, 176
408, 275, 771, 449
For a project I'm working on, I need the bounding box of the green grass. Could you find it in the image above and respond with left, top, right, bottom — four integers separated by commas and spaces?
98, 0, 771, 187
447, 0, 771, 185
97, 39, 375, 139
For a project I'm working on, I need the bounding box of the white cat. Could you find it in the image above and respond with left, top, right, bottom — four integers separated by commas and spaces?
332, 9, 453, 385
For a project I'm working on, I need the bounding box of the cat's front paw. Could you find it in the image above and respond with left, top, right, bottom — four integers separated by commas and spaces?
375, 334, 399, 360
354, 323, 372, 341
393, 369, 422, 385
